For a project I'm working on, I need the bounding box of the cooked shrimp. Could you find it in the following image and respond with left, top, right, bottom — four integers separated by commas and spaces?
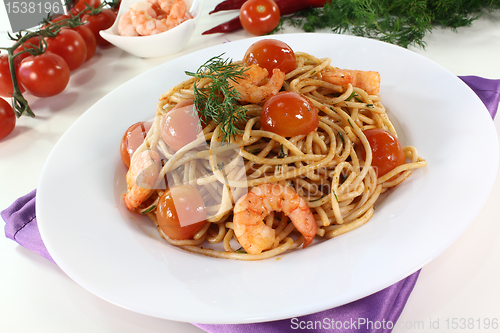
153, 0, 175, 13
126, 0, 191, 36
165, 0, 191, 26
233, 184, 318, 254
118, 11, 140, 36
229, 64, 285, 104
123, 150, 161, 210
129, 1, 169, 36
322, 68, 381, 95
147, 0, 168, 19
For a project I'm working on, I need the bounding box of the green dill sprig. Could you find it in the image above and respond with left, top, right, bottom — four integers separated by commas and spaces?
185, 54, 249, 143
277, 144, 287, 158
236, 247, 247, 254
273, 0, 500, 48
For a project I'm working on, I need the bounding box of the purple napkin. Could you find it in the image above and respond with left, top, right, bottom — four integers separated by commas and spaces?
3, 76, 500, 332
2, 189, 53, 262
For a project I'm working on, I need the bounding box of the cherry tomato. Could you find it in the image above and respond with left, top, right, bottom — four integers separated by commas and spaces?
239, 0, 280, 36
363, 129, 406, 177
156, 185, 207, 240
69, 0, 101, 15
0, 98, 15, 140
113, 0, 122, 13
47, 15, 97, 61
260, 91, 318, 137
161, 100, 205, 151
13, 36, 44, 64
82, 9, 117, 46
68, 25, 97, 61
18, 53, 70, 98
120, 121, 152, 168
45, 29, 87, 71
243, 39, 296, 75
0, 54, 25, 98
176, 99, 210, 127
48, 14, 71, 24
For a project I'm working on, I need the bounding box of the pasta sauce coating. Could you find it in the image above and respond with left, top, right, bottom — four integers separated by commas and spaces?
120, 42, 427, 260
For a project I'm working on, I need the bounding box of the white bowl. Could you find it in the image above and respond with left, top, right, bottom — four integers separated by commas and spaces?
100, 0, 202, 58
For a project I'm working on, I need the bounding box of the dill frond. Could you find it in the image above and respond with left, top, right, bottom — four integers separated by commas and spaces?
272, 0, 500, 48
186, 54, 248, 143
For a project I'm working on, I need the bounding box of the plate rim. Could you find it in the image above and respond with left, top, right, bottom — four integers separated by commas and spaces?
36, 33, 499, 324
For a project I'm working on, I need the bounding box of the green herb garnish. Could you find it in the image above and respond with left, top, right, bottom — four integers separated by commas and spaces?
310, 193, 327, 202
186, 54, 249, 143
278, 144, 287, 159
141, 205, 157, 215
332, 189, 339, 203
273, 0, 500, 48
337, 130, 345, 145
236, 247, 247, 254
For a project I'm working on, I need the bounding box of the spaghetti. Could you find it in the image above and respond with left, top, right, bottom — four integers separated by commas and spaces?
122, 49, 427, 260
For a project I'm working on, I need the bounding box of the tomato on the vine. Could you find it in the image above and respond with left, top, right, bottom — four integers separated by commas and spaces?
243, 39, 296, 75
17, 53, 70, 98
362, 129, 406, 177
120, 121, 152, 168
239, 0, 280, 36
156, 185, 207, 240
68, 25, 97, 61
13, 36, 44, 64
0, 98, 15, 140
0, 54, 25, 98
48, 14, 71, 24
113, 0, 122, 13
260, 91, 318, 137
45, 29, 87, 71
69, 0, 101, 15
82, 8, 117, 46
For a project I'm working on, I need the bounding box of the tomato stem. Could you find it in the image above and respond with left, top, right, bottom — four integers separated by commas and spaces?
1, 20, 79, 118
4, 48, 33, 117
0, 0, 118, 118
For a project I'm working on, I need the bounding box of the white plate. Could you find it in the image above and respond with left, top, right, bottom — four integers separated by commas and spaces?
37, 33, 499, 324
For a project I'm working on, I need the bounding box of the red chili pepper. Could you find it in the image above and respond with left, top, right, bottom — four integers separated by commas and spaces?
210, 0, 329, 15
204, 0, 330, 34
209, 0, 246, 14
202, 16, 242, 35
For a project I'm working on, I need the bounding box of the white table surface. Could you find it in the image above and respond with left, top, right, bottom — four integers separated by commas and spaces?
1, 1, 500, 332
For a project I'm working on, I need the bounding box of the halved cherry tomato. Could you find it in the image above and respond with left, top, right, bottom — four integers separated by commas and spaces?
362, 129, 406, 177
82, 9, 117, 46
243, 39, 296, 75
161, 100, 206, 151
239, 0, 280, 36
0, 54, 25, 98
260, 91, 318, 137
156, 185, 207, 240
45, 29, 87, 71
17, 53, 70, 98
69, 0, 101, 15
120, 121, 152, 168
0, 98, 15, 140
